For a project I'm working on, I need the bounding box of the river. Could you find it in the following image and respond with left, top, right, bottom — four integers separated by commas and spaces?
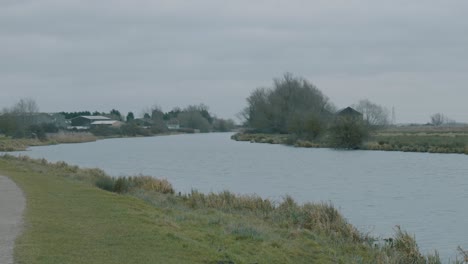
8, 132, 468, 260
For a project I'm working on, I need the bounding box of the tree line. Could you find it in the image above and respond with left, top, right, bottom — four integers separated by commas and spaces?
240, 74, 391, 148
0, 99, 235, 140
0, 98, 58, 139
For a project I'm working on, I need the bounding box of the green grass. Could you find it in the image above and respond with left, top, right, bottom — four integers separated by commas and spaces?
232, 128, 468, 154
364, 130, 468, 154
0, 155, 454, 263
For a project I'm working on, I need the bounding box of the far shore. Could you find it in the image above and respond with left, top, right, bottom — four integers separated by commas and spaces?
0, 131, 186, 152
232, 125, 468, 155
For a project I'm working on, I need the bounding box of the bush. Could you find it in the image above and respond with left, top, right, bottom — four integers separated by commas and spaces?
95, 176, 115, 192
329, 117, 368, 149
113, 177, 131, 193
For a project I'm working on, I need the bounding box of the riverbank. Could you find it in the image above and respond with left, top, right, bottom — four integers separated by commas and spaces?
0, 132, 98, 151
0, 131, 187, 152
0, 155, 455, 263
232, 126, 468, 154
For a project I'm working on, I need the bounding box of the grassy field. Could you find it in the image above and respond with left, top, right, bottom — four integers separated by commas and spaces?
232, 125, 468, 154
0, 155, 458, 263
364, 126, 468, 154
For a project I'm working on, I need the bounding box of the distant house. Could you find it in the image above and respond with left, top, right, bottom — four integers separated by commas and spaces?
90, 120, 123, 128
336, 107, 363, 120
70, 116, 111, 127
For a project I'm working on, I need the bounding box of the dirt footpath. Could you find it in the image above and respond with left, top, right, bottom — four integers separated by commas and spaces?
0, 175, 26, 264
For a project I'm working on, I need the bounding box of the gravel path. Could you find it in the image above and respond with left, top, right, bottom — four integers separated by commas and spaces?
0, 175, 25, 264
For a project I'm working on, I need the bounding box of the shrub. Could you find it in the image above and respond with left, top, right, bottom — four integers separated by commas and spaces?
329, 117, 368, 149
129, 176, 174, 194
113, 177, 131, 193
95, 176, 115, 192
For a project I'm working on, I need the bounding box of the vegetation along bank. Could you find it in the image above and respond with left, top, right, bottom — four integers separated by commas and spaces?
235, 74, 468, 154
0, 98, 236, 151
232, 125, 468, 155
2, 155, 467, 263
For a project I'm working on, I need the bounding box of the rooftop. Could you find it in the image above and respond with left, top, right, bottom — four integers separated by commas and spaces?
73, 116, 111, 120
90, 120, 119, 125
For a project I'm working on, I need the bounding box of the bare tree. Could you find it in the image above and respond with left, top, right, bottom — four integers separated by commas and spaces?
430, 113, 447, 126
0, 98, 40, 136
354, 99, 390, 127
11, 98, 39, 114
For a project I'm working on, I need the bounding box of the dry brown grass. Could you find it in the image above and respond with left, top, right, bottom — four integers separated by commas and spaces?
0, 132, 97, 151
47, 132, 97, 144
112, 176, 175, 194
185, 191, 362, 242
186, 190, 274, 215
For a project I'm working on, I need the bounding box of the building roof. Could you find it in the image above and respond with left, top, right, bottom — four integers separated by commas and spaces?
336, 107, 362, 116
90, 120, 119, 125
73, 115, 111, 120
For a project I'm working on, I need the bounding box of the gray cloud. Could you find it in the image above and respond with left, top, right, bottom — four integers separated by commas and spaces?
1, 0, 468, 123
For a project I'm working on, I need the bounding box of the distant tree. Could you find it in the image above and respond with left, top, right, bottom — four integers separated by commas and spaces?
212, 118, 236, 132
59, 111, 92, 119
109, 109, 122, 121
0, 98, 40, 137
126, 112, 135, 122
329, 116, 368, 149
150, 106, 165, 122
353, 99, 390, 128
0, 113, 16, 136
182, 104, 214, 124
241, 88, 271, 132
178, 111, 211, 132
120, 123, 139, 136
11, 98, 39, 114
143, 113, 151, 119
28, 124, 47, 141
149, 105, 168, 133
430, 113, 448, 126
242, 73, 335, 137
164, 107, 181, 121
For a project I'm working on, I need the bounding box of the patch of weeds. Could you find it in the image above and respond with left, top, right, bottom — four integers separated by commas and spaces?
228, 223, 263, 241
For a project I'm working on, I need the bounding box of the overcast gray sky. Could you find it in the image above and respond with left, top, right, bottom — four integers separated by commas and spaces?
1, 0, 467, 123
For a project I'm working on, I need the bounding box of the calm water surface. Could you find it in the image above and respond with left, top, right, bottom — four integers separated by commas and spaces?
10, 133, 468, 260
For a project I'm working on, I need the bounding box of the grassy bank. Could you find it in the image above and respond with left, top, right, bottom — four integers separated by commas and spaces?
0, 132, 97, 151
363, 127, 468, 154
232, 126, 468, 154
1, 155, 458, 263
